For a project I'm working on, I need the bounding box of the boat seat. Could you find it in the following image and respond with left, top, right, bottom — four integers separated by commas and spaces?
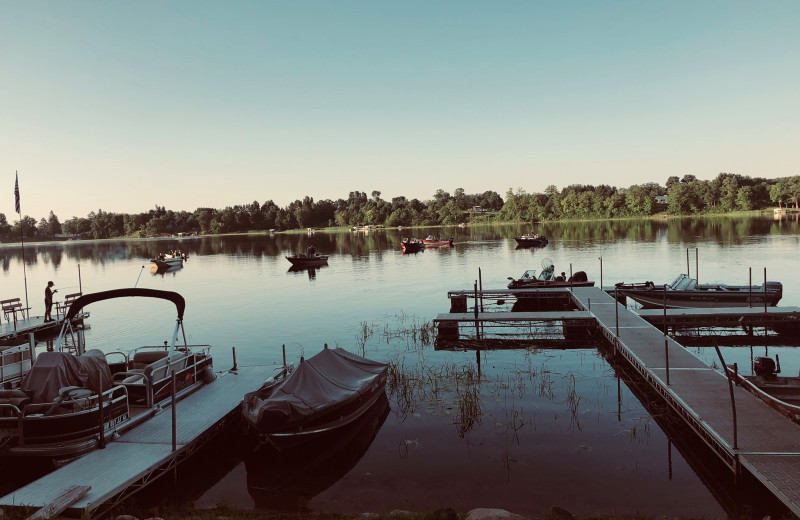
131, 350, 169, 370
0, 389, 33, 415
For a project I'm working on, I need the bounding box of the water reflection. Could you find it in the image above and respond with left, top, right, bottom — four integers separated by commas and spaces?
243, 392, 389, 511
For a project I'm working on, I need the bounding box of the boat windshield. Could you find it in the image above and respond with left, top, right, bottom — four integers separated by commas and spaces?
520, 270, 536, 279
669, 274, 696, 291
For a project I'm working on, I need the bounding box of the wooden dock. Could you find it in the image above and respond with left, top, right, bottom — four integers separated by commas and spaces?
0, 363, 283, 518
438, 286, 800, 516
0, 313, 88, 347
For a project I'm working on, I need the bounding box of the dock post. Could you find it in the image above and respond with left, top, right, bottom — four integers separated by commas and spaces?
664, 338, 670, 386
478, 268, 484, 313
749, 268, 752, 308
98, 377, 105, 449
474, 282, 480, 340
28, 333, 35, 365
695, 248, 699, 283
232, 346, 238, 371
598, 257, 603, 292
663, 287, 667, 333
282, 344, 286, 370
171, 371, 177, 452
614, 287, 619, 338
764, 267, 767, 313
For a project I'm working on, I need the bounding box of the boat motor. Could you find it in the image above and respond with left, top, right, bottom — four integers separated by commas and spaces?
753, 356, 779, 379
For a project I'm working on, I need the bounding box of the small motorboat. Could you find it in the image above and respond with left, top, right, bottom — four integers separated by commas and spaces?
726, 355, 800, 423
0, 288, 215, 464
423, 235, 454, 247
507, 258, 594, 289
615, 273, 783, 309
150, 251, 186, 269
400, 238, 424, 253
286, 254, 328, 267
514, 233, 548, 248
242, 345, 388, 451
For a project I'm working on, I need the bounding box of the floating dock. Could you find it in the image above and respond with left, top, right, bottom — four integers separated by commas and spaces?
0, 363, 283, 518
437, 286, 800, 516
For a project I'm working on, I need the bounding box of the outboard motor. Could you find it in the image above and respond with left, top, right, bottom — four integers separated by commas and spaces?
754, 356, 778, 379
570, 271, 588, 282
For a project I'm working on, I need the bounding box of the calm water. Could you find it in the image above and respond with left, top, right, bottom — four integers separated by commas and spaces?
2, 216, 799, 518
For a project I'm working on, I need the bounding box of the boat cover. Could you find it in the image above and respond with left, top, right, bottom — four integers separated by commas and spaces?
21, 349, 113, 403
243, 347, 387, 433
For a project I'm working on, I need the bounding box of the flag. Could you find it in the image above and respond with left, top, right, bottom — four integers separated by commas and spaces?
14, 172, 20, 214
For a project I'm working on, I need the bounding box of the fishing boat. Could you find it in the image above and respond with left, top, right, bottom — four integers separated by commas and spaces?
423, 235, 454, 247
725, 355, 800, 423
285, 254, 328, 267
507, 258, 594, 289
0, 288, 215, 464
400, 238, 424, 253
513, 234, 548, 248
615, 273, 783, 309
242, 345, 388, 451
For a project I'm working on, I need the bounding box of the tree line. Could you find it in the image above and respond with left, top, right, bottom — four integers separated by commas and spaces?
1, 173, 798, 241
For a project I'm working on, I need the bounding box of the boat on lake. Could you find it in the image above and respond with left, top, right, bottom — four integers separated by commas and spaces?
513, 233, 548, 248
423, 235, 454, 247
615, 273, 783, 309
725, 355, 800, 424
242, 345, 388, 451
400, 238, 424, 253
285, 254, 328, 267
507, 258, 594, 289
0, 288, 215, 465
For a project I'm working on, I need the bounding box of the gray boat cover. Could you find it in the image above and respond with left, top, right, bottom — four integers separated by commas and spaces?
21, 349, 113, 403
243, 347, 387, 432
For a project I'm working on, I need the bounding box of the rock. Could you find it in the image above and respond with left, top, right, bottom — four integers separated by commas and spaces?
550, 506, 575, 520
465, 508, 527, 520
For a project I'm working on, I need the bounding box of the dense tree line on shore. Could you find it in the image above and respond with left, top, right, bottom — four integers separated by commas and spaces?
1, 173, 798, 241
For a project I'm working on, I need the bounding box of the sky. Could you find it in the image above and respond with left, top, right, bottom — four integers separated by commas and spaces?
2, 1, 799, 222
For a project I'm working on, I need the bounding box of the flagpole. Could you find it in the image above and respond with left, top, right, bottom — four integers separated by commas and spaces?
15, 171, 30, 319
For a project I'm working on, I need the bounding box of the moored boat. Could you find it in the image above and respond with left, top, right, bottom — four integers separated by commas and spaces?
0, 288, 215, 465
242, 344, 388, 451
725, 355, 800, 423
507, 258, 594, 289
615, 273, 783, 309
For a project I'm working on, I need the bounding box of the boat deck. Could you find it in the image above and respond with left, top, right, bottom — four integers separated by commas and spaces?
0, 363, 285, 517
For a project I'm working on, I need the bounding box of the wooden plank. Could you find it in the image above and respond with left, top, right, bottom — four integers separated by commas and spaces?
434, 311, 595, 323
25, 485, 90, 520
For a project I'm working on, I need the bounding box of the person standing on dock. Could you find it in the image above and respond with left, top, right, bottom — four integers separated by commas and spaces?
44, 281, 57, 322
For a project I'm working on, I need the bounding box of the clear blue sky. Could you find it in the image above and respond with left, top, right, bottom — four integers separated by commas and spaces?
3, 1, 799, 221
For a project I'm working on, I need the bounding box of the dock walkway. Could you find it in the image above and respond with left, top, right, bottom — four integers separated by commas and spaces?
438, 286, 800, 515
0, 363, 281, 517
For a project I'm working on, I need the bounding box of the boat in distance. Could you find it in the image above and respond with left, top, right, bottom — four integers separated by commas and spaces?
400, 238, 424, 253
242, 345, 388, 451
513, 233, 548, 248
285, 254, 328, 267
615, 273, 783, 309
423, 235, 454, 247
0, 288, 215, 464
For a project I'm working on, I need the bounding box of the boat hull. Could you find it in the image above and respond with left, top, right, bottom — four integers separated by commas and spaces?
285, 255, 328, 267
616, 287, 783, 309
514, 236, 548, 247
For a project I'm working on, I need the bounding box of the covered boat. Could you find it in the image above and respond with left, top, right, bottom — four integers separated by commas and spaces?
242, 345, 388, 450
507, 258, 594, 289
0, 288, 214, 464
615, 273, 783, 309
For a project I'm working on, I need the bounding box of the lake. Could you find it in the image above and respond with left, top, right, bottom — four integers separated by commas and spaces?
1, 215, 799, 518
